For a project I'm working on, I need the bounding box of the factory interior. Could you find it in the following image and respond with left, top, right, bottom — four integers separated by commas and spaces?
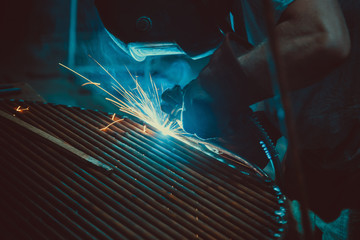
0, 0, 358, 239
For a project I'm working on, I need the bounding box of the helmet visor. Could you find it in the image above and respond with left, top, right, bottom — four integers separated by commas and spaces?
107, 29, 215, 61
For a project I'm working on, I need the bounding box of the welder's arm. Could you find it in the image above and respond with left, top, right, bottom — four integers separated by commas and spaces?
238, 0, 350, 97
199, 0, 350, 108
163, 0, 350, 138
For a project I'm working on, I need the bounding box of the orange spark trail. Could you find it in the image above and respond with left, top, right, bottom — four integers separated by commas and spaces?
82, 82, 100, 86
59, 58, 183, 137
100, 118, 124, 131
16, 106, 29, 112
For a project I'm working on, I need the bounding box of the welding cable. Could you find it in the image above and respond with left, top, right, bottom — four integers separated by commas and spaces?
262, 0, 313, 239
250, 112, 283, 186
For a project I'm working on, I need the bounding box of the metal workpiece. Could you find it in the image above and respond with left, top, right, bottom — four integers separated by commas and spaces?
0, 100, 288, 240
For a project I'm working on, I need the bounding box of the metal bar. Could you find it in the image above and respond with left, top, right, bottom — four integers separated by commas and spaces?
63, 105, 283, 235
50, 107, 262, 239
0, 156, 83, 240
0, 138, 112, 239
46, 147, 191, 239
0, 159, 73, 239
71, 107, 276, 226
0, 100, 288, 239
91, 109, 276, 202
43, 105, 207, 238
97, 111, 279, 214
42, 112, 234, 239
3, 129, 152, 240
0, 187, 48, 240
80, 110, 284, 237
14, 105, 216, 239
0, 109, 113, 174
12, 105, 218, 238
30, 141, 175, 240
0, 127, 130, 239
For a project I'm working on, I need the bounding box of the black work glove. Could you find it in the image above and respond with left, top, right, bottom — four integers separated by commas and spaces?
161, 33, 261, 138
161, 80, 277, 169
161, 80, 225, 138
161, 33, 279, 168
161, 85, 183, 122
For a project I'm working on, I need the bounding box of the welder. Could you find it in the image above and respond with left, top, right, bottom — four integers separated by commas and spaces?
95, 0, 359, 239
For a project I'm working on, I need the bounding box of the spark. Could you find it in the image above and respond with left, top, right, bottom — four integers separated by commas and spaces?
82, 82, 100, 86
100, 118, 124, 131
16, 106, 29, 112
59, 57, 183, 137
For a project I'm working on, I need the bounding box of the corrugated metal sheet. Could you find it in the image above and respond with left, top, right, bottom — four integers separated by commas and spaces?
0, 100, 287, 239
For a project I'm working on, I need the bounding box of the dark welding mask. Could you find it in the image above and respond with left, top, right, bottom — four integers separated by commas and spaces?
95, 0, 233, 61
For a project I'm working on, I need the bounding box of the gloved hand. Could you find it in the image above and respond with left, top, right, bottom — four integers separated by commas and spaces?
160, 85, 183, 122
161, 80, 277, 169
161, 33, 261, 138
161, 33, 280, 168
161, 80, 226, 138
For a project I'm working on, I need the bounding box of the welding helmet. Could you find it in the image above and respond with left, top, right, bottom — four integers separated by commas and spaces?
95, 0, 234, 61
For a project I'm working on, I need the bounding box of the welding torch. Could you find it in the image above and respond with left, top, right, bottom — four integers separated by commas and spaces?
160, 31, 288, 175
161, 85, 183, 122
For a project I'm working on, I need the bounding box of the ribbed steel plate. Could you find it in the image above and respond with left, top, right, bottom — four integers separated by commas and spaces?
0, 100, 287, 240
